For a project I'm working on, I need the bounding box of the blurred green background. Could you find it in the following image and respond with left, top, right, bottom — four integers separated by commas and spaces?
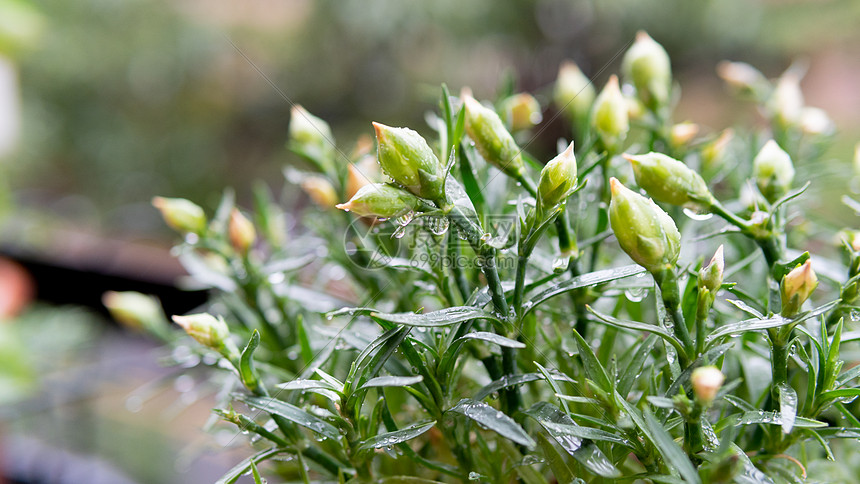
1, 0, 859, 483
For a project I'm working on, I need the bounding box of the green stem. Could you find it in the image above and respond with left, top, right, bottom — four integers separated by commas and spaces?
654, 269, 693, 367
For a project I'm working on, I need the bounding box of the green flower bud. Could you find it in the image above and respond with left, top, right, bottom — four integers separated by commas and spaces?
152, 196, 207, 235
799, 107, 834, 136
609, 177, 680, 273
780, 260, 818, 318
373, 122, 445, 202
669, 122, 699, 149
752, 140, 795, 203
538, 142, 577, 209
625, 152, 714, 209
172, 313, 239, 359
499, 93, 542, 132
701, 129, 734, 174
289, 105, 335, 164
698, 245, 725, 295
301, 176, 338, 209
621, 31, 672, 109
463, 95, 526, 179
590, 75, 629, 152
770, 72, 803, 128
336, 183, 421, 220
553, 60, 595, 128
691, 366, 725, 405
228, 208, 256, 254
102, 291, 166, 335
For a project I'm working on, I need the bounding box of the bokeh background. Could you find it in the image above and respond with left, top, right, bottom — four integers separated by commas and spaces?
1, 0, 859, 482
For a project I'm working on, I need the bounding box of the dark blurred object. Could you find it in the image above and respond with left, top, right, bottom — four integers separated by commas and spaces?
0, 258, 33, 318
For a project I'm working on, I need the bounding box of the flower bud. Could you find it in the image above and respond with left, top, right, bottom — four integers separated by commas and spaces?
854, 143, 860, 178
590, 75, 629, 152
289, 105, 334, 164
336, 183, 421, 220
780, 260, 818, 318
669, 122, 699, 148
799, 107, 834, 136
301, 176, 338, 209
553, 60, 595, 127
691, 366, 725, 405
701, 129, 734, 174
499, 93, 543, 132
346, 154, 382, 200
463, 95, 526, 179
152, 196, 206, 235
621, 31, 671, 109
538, 142, 577, 209
609, 177, 681, 273
716, 61, 768, 98
228, 208, 256, 254
752, 140, 795, 203
172, 313, 238, 359
624, 152, 714, 209
373, 122, 445, 201
698, 245, 725, 295
770, 72, 804, 128
102, 291, 165, 334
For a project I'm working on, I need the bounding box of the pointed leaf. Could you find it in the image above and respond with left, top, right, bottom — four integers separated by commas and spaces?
586, 305, 685, 357
238, 395, 342, 441
358, 420, 436, 452
239, 330, 261, 391
215, 447, 282, 484
447, 398, 535, 448
360, 375, 424, 390
525, 265, 647, 314
454, 331, 525, 348
537, 433, 576, 484
570, 328, 612, 393
777, 383, 798, 434
370, 307, 504, 327
643, 409, 701, 484
473, 372, 574, 401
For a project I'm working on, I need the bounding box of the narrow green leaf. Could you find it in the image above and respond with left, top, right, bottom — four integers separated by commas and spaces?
370, 307, 504, 327
358, 420, 436, 452
360, 375, 424, 390
642, 409, 701, 484
837, 365, 860, 387
215, 447, 282, 484
473, 372, 575, 401
447, 398, 535, 448
296, 315, 314, 365
249, 460, 263, 484
619, 335, 658, 397
777, 383, 798, 434
570, 328, 612, 393
819, 388, 860, 401
706, 300, 838, 347
537, 433, 576, 484
239, 330, 261, 391
525, 265, 648, 314
276, 379, 339, 392
238, 395, 342, 441
586, 305, 686, 357
720, 411, 826, 430
454, 331, 525, 348
808, 430, 836, 461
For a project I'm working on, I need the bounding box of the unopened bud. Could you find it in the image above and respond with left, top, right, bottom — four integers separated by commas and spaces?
289, 105, 334, 164
838, 230, 860, 253
301, 176, 338, 209
625, 152, 714, 209
346, 155, 382, 200
670, 122, 699, 148
770, 73, 804, 128
463, 95, 526, 179
609, 177, 680, 273
103, 291, 165, 334
621, 31, 672, 109
699, 245, 725, 295
701, 129, 734, 173
753, 140, 795, 203
500, 93, 542, 132
229, 209, 256, 254
336, 183, 421, 220
172, 313, 238, 359
538, 142, 578, 209
554, 60, 595, 127
716, 61, 768, 98
373, 122, 445, 201
780, 260, 818, 318
590, 75, 629, 152
691, 366, 725, 404
152, 197, 206, 235
799, 107, 834, 136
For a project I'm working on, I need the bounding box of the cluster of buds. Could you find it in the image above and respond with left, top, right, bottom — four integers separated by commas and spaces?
463, 95, 527, 179
537, 142, 578, 211
625, 152, 715, 211
554, 60, 595, 130
590, 76, 629, 153
609, 177, 680, 274
780, 260, 818, 318
752, 140, 795, 203
172, 313, 240, 361
621, 31, 672, 111
152, 196, 207, 235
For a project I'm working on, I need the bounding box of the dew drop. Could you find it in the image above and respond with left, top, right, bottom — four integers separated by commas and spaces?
624, 287, 649, 302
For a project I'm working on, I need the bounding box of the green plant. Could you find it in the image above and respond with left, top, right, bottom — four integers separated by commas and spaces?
123, 32, 860, 483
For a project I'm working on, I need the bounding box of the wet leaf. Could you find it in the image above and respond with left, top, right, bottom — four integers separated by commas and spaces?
358, 420, 436, 452
525, 265, 647, 314
642, 409, 701, 484
238, 395, 342, 441
454, 331, 525, 348
360, 375, 424, 390
447, 398, 535, 448
215, 447, 282, 484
